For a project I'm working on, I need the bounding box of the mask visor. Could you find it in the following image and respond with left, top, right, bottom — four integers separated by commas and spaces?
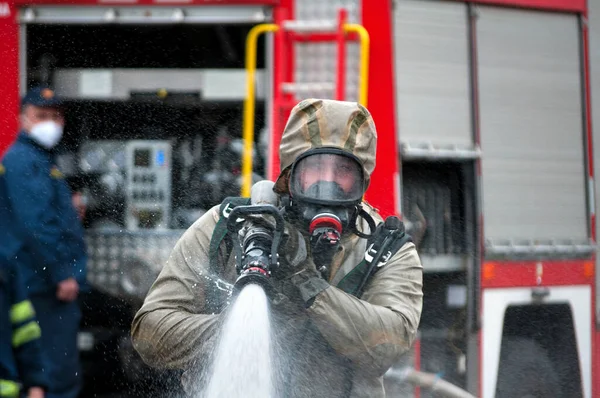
290, 152, 364, 205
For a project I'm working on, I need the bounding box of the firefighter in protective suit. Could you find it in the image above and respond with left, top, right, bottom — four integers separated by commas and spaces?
131, 99, 423, 397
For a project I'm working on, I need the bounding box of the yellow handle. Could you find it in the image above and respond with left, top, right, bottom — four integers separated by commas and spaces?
242, 23, 279, 198
343, 24, 370, 107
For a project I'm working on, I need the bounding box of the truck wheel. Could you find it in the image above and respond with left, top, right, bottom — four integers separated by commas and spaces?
495, 337, 563, 398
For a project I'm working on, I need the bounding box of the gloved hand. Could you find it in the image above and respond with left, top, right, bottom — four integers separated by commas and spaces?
242, 215, 329, 308
273, 219, 330, 308
275, 220, 309, 278
239, 214, 308, 278
275, 259, 330, 308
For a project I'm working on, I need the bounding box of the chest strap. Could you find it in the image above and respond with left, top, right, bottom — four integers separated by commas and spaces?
206, 197, 251, 312
336, 216, 411, 298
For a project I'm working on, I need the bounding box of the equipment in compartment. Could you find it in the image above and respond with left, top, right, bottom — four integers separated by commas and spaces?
85, 229, 182, 300
124, 140, 172, 230
66, 102, 264, 232
402, 161, 474, 257
78, 140, 127, 229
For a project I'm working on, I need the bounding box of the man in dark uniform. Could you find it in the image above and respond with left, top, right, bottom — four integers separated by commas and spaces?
0, 86, 87, 398
0, 257, 48, 398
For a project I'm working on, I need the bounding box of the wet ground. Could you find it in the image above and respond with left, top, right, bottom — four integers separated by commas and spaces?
82, 387, 184, 398
80, 376, 184, 398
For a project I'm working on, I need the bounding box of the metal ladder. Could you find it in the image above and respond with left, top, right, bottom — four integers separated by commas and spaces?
241, 8, 370, 197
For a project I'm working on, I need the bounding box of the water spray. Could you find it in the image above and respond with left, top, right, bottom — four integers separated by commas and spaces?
205, 183, 281, 397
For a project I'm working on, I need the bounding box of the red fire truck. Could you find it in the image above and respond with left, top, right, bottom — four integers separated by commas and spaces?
0, 0, 598, 397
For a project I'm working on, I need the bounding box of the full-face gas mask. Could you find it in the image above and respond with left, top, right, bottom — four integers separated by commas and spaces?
284, 147, 375, 277
287, 147, 364, 232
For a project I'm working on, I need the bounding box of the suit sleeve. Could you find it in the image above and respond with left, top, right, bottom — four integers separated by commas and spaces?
4, 154, 71, 284
306, 242, 423, 376
10, 264, 49, 390
131, 207, 222, 370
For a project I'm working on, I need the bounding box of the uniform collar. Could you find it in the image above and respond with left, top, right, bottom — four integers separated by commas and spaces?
17, 131, 56, 156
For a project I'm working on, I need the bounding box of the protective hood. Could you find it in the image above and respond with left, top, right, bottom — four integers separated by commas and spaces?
274, 99, 377, 195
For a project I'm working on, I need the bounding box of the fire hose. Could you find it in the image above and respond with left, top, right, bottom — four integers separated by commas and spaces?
386, 367, 477, 398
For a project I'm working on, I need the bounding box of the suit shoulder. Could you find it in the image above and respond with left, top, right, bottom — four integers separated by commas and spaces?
360, 201, 384, 224
177, 205, 221, 246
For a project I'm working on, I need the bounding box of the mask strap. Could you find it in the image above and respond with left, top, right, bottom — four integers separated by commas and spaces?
351, 207, 376, 239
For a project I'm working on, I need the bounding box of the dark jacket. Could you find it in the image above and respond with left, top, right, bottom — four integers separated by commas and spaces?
0, 259, 49, 396
0, 133, 87, 295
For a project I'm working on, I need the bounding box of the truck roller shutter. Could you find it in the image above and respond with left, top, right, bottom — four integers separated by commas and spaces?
394, 0, 473, 150
477, 7, 587, 244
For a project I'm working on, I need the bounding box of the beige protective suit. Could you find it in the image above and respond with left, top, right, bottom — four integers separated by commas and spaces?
131, 99, 423, 397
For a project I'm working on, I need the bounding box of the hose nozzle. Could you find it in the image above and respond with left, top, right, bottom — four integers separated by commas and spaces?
233, 267, 274, 298
226, 203, 285, 301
